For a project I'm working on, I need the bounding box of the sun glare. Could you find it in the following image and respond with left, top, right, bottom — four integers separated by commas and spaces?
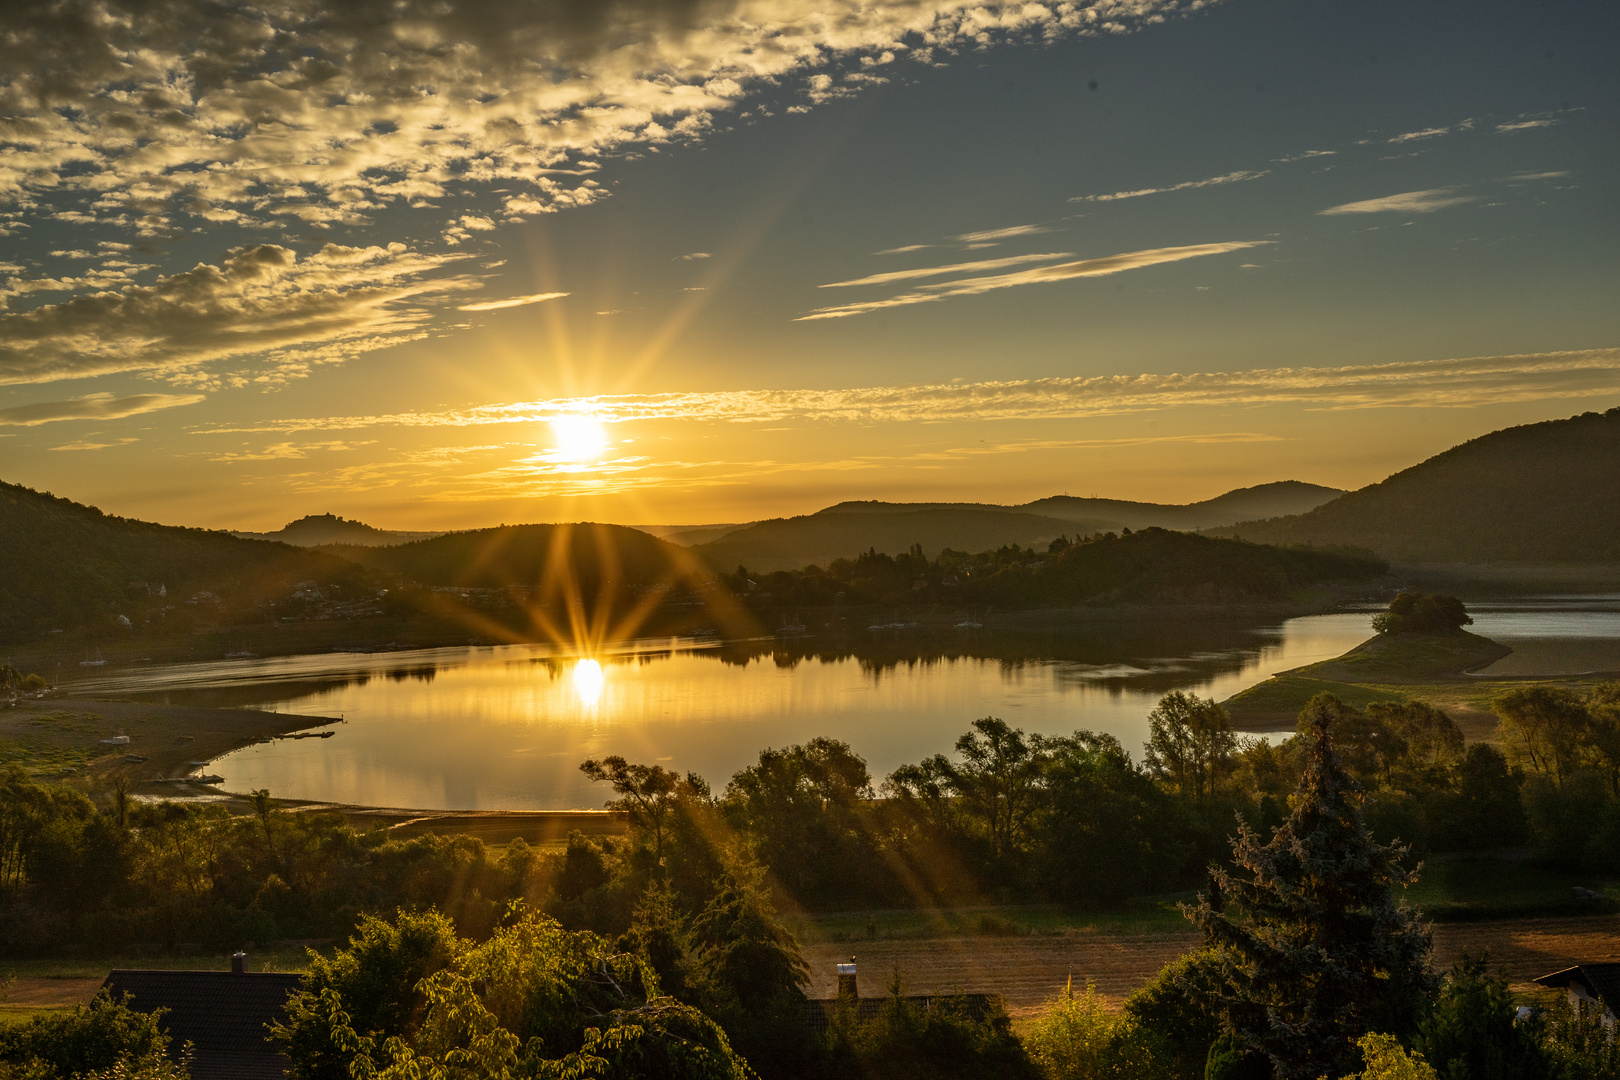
573, 658, 605, 707
550, 415, 610, 463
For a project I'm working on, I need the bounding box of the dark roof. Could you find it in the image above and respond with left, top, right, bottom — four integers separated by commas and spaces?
803, 993, 1000, 1033
1533, 964, 1620, 1013
101, 970, 304, 1080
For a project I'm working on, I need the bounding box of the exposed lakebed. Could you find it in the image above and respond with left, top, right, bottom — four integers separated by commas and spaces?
65, 596, 1620, 811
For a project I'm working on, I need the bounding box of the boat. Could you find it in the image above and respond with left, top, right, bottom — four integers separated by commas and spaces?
79, 648, 107, 667
225, 650, 258, 659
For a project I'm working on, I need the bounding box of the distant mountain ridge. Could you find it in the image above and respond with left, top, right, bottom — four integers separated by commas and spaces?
234, 513, 441, 548
1207, 408, 1620, 563
687, 481, 1345, 573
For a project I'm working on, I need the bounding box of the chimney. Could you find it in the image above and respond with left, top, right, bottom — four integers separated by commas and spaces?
836, 961, 858, 1000
231, 951, 247, 974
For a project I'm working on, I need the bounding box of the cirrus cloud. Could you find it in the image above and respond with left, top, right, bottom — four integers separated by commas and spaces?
0, 391, 204, 425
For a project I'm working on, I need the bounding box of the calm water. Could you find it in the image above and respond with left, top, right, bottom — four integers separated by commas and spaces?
66, 597, 1620, 810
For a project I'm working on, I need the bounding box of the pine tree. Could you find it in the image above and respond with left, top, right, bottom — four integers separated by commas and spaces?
1179, 694, 1438, 1080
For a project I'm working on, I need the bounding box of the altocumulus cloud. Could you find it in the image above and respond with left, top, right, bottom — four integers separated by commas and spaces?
0, 244, 473, 385
0, 0, 1205, 236
0, 391, 204, 425
197, 349, 1620, 432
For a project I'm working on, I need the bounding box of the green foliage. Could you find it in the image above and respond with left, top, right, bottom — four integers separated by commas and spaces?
1537, 997, 1620, 1080
1024, 980, 1167, 1080
1123, 952, 1225, 1080
276, 909, 459, 1080
1495, 688, 1591, 784
1372, 594, 1472, 636
1145, 693, 1237, 803
1346, 1034, 1439, 1080
0, 993, 184, 1080
1414, 955, 1551, 1080
1178, 694, 1437, 1080
280, 907, 751, 1080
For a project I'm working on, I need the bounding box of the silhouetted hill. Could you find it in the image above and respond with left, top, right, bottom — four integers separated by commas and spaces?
0, 481, 348, 641
685, 482, 1342, 572
694, 509, 1115, 573
235, 513, 440, 547
332, 522, 710, 589
1207, 409, 1620, 562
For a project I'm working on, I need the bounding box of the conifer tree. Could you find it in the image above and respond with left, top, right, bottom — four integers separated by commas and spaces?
1179, 693, 1437, 1080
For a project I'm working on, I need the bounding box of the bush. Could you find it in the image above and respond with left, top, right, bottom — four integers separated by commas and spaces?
826, 974, 1041, 1080
1415, 955, 1551, 1080
0, 994, 185, 1080
1024, 979, 1167, 1080
1372, 594, 1472, 636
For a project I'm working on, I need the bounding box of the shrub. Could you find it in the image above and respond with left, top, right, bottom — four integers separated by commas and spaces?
1024, 979, 1166, 1080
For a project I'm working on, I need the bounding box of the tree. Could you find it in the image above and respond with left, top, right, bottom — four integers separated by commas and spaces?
580, 756, 691, 864
1366, 702, 1465, 775
1414, 954, 1551, 1080
1494, 688, 1589, 784
1039, 732, 1177, 905
889, 718, 1047, 862
1582, 681, 1620, 795
1145, 692, 1237, 802
278, 908, 751, 1080
1024, 979, 1167, 1080
1372, 593, 1472, 635
1178, 693, 1437, 1080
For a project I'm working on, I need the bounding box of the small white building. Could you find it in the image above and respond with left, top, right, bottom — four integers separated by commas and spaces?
1534, 964, 1620, 1025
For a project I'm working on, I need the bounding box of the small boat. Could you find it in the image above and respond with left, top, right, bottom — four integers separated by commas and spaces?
192, 774, 225, 784
123, 754, 147, 763
79, 648, 107, 667
99, 735, 131, 745
225, 650, 257, 659
955, 621, 984, 630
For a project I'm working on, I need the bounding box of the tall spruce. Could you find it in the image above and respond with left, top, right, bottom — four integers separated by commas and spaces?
1179, 693, 1437, 1080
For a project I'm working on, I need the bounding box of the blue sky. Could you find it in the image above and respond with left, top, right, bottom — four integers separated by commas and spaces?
0, 0, 1615, 529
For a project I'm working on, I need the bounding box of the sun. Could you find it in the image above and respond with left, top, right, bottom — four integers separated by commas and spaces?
549, 415, 610, 463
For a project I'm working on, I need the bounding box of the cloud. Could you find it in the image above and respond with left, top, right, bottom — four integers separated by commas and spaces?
200, 348, 1620, 436
1498, 119, 1558, 132
874, 245, 934, 256
0, 391, 205, 426
1505, 171, 1570, 182
950, 224, 1051, 243
1388, 126, 1450, 143
457, 291, 569, 312
675, 252, 712, 261
801, 241, 1265, 319
1319, 188, 1475, 215
1071, 169, 1269, 203
1271, 150, 1336, 163
51, 437, 138, 451
820, 252, 1072, 289
209, 440, 374, 462
0, 244, 472, 384
0, 0, 1197, 239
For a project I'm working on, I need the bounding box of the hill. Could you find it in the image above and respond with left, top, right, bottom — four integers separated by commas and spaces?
1208, 409, 1620, 562
235, 513, 440, 547
693, 508, 1115, 573
0, 481, 349, 641
683, 482, 1342, 572
331, 522, 711, 590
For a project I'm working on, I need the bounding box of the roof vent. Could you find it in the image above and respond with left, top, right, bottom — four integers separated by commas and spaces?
231, 951, 247, 974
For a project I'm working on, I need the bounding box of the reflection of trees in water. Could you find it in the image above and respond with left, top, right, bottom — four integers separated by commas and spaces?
128, 616, 1288, 709
701, 620, 1286, 694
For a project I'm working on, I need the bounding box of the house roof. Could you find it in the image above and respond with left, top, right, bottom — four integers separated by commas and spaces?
1533, 963, 1620, 1013
101, 970, 303, 1080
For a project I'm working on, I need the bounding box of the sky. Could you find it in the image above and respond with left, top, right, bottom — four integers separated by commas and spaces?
0, 0, 1616, 532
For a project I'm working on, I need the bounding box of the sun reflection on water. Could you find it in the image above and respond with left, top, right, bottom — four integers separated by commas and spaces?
573, 658, 604, 707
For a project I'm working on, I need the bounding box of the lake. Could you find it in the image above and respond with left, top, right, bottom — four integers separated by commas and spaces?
66, 596, 1620, 810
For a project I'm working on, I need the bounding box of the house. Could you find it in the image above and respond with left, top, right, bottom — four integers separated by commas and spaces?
101, 953, 303, 1080
802, 961, 1001, 1033
1533, 963, 1620, 1024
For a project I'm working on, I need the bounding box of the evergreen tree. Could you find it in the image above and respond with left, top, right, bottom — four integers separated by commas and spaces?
1178, 693, 1438, 1080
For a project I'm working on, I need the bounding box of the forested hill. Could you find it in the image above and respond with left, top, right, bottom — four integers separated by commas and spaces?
693, 508, 1111, 574
0, 480, 344, 641
235, 513, 440, 547
1207, 408, 1620, 562
686, 481, 1342, 572
329, 522, 710, 590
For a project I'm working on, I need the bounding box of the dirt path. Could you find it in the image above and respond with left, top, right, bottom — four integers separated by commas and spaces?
2, 978, 106, 1012
804, 914, 1620, 1017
